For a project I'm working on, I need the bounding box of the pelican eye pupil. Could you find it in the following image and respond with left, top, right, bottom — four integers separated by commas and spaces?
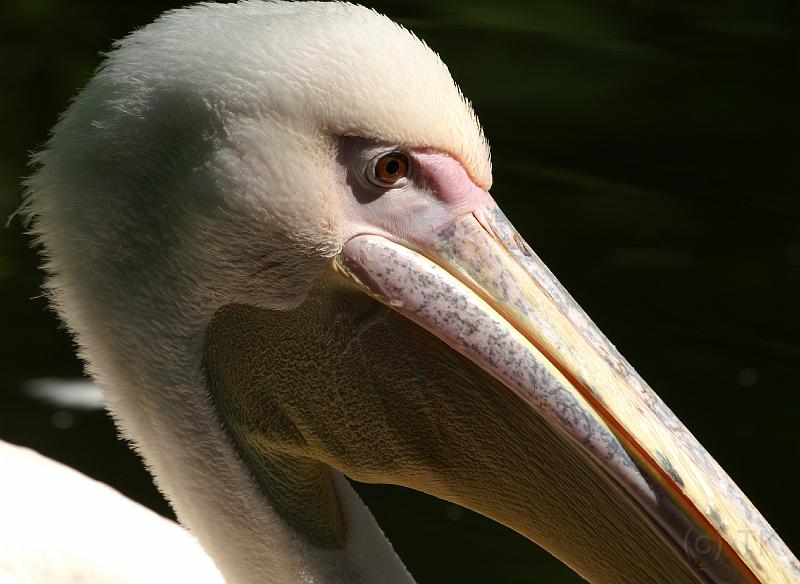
371, 152, 410, 186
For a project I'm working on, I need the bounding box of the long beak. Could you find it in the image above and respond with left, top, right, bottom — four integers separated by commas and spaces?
334, 200, 798, 584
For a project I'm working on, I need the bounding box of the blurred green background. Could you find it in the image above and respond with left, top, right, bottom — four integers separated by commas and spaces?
1, 0, 798, 582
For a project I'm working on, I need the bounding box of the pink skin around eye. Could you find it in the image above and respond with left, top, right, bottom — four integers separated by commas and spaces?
339, 148, 495, 247
412, 151, 492, 216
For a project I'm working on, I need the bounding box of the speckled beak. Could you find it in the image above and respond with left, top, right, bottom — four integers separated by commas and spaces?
335, 199, 797, 584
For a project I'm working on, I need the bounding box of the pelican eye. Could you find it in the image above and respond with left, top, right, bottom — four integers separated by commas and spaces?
368, 152, 410, 187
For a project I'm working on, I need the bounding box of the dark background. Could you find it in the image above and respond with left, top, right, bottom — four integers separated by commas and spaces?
1, 1, 798, 582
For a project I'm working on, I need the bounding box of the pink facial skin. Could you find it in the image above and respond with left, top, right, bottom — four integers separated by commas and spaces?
413, 151, 491, 213
338, 148, 493, 249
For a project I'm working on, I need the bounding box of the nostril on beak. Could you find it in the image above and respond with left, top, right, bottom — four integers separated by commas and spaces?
512, 232, 532, 257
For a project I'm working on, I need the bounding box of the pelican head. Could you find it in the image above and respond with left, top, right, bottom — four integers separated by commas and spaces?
23, 2, 798, 583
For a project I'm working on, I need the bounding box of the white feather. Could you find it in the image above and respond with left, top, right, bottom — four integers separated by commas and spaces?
0, 441, 222, 583
18, 2, 488, 582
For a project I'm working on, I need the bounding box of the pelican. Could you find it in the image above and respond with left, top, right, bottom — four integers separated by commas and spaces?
11, 1, 798, 582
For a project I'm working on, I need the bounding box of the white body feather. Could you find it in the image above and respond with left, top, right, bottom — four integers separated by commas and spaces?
0, 441, 222, 583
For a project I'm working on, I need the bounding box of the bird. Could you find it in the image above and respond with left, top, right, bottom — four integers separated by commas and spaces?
10, 1, 799, 582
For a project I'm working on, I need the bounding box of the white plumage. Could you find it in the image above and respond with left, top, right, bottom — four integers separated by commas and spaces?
0, 441, 221, 583
19, 2, 484, 582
